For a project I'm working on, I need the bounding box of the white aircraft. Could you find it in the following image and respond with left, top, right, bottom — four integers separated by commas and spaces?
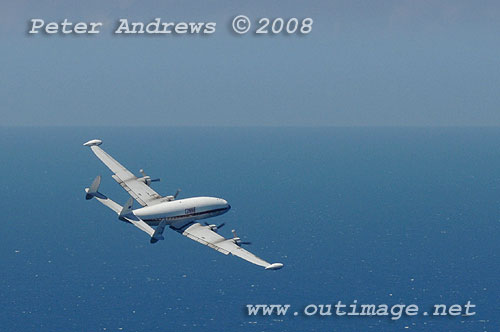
83, 139, 283, 270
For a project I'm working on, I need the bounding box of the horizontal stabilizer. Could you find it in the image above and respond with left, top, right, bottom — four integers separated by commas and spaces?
118, 198, 156, 238
121, 213, 156, 238
85, 187, 121, 214
87, 188, 157, 240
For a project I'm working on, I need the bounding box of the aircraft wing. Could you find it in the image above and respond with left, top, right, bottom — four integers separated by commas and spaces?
173, 222, 284, 270
83, 139, 163, 207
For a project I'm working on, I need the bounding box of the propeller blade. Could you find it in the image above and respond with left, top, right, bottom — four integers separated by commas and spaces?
174, 189, 181, 199
218, 222, 225, 229
151, 178, 160, 182
240, 241, 252, 245
139, 169, 146, 177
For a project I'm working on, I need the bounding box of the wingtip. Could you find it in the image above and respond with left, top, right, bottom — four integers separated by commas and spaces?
265, 263, 284, 270
83, 139, 103, 147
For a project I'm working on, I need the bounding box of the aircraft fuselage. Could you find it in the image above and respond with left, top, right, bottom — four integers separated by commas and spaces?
133, 196, 231, 226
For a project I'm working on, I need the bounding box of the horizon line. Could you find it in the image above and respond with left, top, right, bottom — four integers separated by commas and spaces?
3, 124, 500, 128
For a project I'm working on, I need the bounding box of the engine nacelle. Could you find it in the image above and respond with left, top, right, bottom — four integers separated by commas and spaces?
139, 176, 152, 186
138, 169, 160, 187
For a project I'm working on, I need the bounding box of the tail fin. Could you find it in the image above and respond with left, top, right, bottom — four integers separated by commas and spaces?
151, 219, 167, 244
119, 197, 134, 220
85, 176, 106, 200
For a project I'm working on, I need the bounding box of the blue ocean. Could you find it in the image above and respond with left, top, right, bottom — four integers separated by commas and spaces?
0, 127, 498, 331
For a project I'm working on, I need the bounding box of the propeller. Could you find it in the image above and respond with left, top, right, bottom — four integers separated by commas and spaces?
231, 229, 252, 246
139, 169, 160, 186
174, 188, 181, 199
204, 222, 225, 232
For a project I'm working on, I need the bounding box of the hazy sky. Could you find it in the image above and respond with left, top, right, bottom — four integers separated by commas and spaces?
1, 0, 499, 126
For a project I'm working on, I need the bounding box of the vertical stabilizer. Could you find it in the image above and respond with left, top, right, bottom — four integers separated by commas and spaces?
119, 197, 134, 219
85, 175, 106, 200
151, 219, 167, 243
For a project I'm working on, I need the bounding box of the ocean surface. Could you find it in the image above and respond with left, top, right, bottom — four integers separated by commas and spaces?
0, 127, 498, 331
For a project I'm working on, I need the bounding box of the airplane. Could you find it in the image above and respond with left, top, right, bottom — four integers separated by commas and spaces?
83, 139, 284, 270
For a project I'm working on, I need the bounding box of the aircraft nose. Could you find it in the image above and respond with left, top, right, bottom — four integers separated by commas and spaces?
219, 199, 230, 210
